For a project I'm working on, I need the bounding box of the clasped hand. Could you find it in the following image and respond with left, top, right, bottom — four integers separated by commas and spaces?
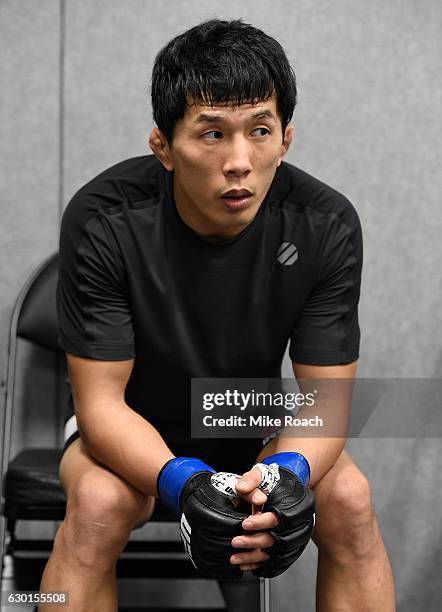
229, 467, 279, 571
165, 454, 315, 578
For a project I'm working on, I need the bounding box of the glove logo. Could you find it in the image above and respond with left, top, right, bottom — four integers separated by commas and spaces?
253, 462, 281, 495
210, 472, 240, 499
180, 513, 197, 569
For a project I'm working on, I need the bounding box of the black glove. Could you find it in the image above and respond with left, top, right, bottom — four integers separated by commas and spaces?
157, 458, 248, 579
250, 453, 315, 578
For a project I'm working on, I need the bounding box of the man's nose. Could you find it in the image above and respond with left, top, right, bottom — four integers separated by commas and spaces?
222, 137, 252, 177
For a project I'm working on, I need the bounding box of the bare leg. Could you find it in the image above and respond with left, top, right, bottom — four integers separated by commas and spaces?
39, 523, 118, 611
38, 438, 155, 611
312, 449, 395, 612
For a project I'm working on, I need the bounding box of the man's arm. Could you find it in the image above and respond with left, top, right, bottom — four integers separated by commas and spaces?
69, 352, 259, 578
230, 361, 357, 573
67, 352, 175, 497
255, 360, 358, 487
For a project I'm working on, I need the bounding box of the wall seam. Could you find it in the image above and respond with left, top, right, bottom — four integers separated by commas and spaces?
58, 0, 65, 225
54, 0, 66, 455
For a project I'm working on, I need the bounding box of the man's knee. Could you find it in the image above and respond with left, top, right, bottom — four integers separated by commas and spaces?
313, 462, 376, 559
329, 464, 373, 521
62, 470, 153, 566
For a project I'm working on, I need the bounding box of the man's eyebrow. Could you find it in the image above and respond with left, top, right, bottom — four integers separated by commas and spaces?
193, 109, 277, 124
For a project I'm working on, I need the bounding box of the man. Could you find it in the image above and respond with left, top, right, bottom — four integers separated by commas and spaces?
39, 18, 395, 611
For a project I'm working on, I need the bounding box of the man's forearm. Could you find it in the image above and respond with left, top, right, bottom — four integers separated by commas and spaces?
76, 399, 174, 497
255, 436, 346, 487
254, 371, 353, 486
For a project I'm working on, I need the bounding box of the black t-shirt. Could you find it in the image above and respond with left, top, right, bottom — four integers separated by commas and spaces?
57, 155, 363, 437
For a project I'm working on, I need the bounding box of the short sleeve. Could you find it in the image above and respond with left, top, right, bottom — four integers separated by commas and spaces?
289, 201, 363, 365
56, 202, 135, 360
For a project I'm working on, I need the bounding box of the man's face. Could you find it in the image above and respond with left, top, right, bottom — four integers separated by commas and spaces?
149, 95, 293, 240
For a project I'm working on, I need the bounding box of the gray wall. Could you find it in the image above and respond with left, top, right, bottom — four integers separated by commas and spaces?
1, 1, 440, 610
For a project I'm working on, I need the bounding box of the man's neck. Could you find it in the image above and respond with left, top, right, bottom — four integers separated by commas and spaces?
173, 178, 250, 243
196, 233, 234, 245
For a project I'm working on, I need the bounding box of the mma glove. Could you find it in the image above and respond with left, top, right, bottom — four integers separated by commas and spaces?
251, 452, 315, 578
157, 457, 248, 579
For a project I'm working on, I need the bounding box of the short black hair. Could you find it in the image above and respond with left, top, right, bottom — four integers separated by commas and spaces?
151, 18, 297, 144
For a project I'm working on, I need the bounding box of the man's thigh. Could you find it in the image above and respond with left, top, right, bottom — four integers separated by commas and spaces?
59, 436, 155, 529
58, 434, 262, 527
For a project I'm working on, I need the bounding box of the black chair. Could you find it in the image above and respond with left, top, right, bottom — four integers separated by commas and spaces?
0, 251, 271, 611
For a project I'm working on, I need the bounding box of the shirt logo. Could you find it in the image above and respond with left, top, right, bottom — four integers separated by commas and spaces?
277, 242, 298, 265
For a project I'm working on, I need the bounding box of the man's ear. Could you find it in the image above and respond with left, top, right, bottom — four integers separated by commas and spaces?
148, 127, 174, 171
277, 123, 294, 167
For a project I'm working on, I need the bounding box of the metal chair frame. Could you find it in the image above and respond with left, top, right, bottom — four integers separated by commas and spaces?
2, 253, 60, 567
0, 251, 271, 611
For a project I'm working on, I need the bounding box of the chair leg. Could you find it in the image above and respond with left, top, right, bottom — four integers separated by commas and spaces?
6, 517, 16, 554
0, 515, 5, 592
260, 578, 271, 612
218, 574, 261, 612
0, 515, 16, 594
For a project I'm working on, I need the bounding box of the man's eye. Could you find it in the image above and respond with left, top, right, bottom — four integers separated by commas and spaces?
202, 131, 223, 139
251, 127, 270, 137
201, 128, 269, 139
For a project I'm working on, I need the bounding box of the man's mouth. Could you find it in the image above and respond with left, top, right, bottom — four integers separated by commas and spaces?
220, 189, 253, 210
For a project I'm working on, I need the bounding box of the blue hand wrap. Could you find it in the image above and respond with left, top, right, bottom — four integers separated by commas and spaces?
157, 457, 216, 516
262, 452, 310, 487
